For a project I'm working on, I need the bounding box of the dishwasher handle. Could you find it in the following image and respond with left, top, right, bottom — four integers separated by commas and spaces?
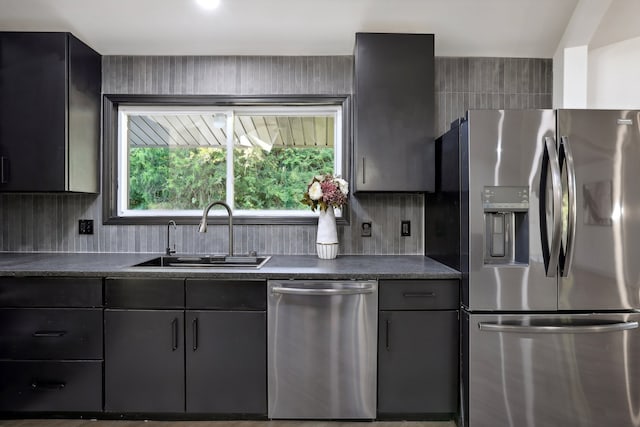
478, 321, 639, 334
271, 284, 376, 296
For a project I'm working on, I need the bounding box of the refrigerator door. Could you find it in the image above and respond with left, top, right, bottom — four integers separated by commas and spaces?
557, 110, 640, 310
463, 311, 640, 427
464, 110, 558, 311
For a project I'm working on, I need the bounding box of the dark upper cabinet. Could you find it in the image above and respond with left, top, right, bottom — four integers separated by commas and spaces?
353, 32, 435, 192
0, 32, 101, 193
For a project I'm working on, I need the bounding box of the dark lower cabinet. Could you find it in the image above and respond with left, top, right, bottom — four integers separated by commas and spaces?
185, 310, 266, 414
0, 308, 103, 360
377, 279, 459, 418
0, 277, 104, 414
104, 309, 185, 413
378, 310, 459, 416
0, 360, 102, 412
103, 277, 267, 416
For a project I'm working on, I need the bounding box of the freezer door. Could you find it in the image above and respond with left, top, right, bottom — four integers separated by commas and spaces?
463, 312, 640, 427
557, 110, 640, 310
464, 110, 557, 310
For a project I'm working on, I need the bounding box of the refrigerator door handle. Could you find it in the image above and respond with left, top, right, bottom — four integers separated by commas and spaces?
539, 136, 563, 277
478, 321, 638, 334
559, 136, 577, 277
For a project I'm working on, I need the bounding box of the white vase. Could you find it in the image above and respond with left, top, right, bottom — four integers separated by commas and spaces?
316, 242, 339, 259
316, 206, 338, 259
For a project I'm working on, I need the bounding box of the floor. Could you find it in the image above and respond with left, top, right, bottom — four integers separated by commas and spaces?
0, 421, 457, 427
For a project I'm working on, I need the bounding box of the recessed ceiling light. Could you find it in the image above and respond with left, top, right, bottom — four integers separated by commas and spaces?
196, 0, 221, 10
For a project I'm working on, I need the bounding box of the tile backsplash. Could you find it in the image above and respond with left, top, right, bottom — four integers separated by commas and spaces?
0, 55, 552, 255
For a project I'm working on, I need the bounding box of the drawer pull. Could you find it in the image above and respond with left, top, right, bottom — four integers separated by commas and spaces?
32, 330, 67, 337
403, 292, 436, 298
31, 381, 66, 391
385, 319, 391, 350
192, 317, 199, 351
0, 156, 8, 184
171, 318, 179, 351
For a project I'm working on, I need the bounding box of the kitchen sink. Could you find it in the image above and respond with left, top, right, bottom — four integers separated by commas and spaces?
133, 255, 271, 269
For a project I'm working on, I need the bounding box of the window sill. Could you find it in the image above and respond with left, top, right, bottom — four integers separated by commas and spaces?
102, 214, 349, 226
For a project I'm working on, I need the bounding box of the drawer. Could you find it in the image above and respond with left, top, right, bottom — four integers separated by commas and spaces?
186, 279, 266, 310
379, 280, 459, 310
0, 360, 102, 412
105, 277, 184, 308
0, 308, 103, 360
0, 277, 102, 307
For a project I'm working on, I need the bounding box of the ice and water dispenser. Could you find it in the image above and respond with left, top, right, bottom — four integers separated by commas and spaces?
482, 186, 529, 265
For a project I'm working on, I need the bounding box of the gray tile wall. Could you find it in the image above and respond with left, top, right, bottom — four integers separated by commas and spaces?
435, 57, 553, 135
0, 55, 552, 255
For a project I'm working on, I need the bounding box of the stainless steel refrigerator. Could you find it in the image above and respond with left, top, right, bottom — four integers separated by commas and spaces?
427, 109, 640, 427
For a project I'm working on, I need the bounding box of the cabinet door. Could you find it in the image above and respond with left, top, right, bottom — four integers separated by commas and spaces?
354, 33, 435, 192
378, 310, 458, 415
186, 310, 266, 414
104, 309, 185, 413
0, 32, 67, 191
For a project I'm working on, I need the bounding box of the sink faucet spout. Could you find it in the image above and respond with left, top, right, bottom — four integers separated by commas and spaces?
198, 201, 234, 257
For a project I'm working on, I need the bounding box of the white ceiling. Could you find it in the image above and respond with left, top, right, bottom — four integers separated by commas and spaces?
0, 0, 584, 57
590, 0, 640, 50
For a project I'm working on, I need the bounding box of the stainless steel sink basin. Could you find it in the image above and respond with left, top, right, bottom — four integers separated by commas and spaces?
133, 255, 271, 269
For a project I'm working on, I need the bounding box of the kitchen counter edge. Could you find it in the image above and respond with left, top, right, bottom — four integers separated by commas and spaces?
0, 253, 460, 280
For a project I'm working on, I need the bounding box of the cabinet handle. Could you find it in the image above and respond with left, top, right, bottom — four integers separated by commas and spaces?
32, 330, 67, 337
362, 157, 366, 184
385, 319, 391, 350
403, 292, 436, 298
31, 381, 66, 391
171, 318, 179, 351
0, 157, 8, 184
192, 317, 199, 351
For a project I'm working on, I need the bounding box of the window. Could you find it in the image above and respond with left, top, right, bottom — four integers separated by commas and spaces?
103, 96, 350, 225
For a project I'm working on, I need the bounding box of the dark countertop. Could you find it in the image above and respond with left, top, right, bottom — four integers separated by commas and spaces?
0, 252, 460, 280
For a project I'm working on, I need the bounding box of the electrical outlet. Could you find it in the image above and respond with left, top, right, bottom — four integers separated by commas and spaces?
401, 220, 411, 236
361, 222, 372, 237
79, 219, 94, 235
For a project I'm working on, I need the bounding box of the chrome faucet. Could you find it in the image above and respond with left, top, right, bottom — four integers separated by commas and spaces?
166, 220, 177, 255
198, 201, 234, 257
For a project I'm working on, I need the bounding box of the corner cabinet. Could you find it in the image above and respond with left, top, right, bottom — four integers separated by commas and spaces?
0, 32, 101, 193
353, 32, 435, 192
377, 279, 459, 419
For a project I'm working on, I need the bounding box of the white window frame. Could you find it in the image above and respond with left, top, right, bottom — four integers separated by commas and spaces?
117, 104, 343, 219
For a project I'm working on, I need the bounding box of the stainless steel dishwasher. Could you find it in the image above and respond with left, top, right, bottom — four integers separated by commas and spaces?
267, 279, 378, 419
